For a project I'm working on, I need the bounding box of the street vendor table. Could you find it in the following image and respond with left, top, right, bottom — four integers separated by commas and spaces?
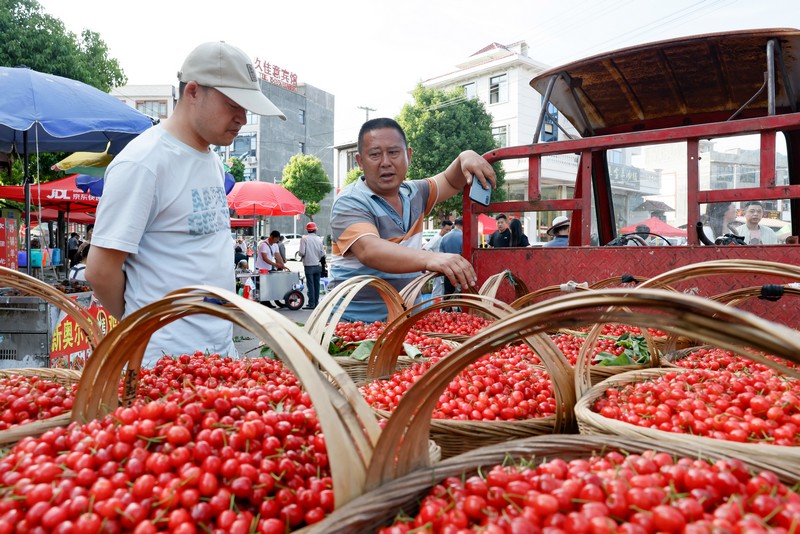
237, 270, 305, 310
0, 289, 115, 368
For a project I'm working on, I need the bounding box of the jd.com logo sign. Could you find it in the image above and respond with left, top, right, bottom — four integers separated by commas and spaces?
46, 190, 69, 200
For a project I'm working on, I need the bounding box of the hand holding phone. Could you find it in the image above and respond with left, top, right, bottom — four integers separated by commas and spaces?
468, 176, 491, 206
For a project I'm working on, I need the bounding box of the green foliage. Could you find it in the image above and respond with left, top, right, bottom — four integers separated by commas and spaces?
343, 167, 363, 188
397, 84, 506, 220
594, 333, 651, 366
0, 0, 127, 185
304, 201, 320, 218
228, 157, 245, 182
0, 0, 126, 91
281, 154, 332, 219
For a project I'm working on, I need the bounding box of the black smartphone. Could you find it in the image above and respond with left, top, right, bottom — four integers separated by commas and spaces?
468, 176, 491, 206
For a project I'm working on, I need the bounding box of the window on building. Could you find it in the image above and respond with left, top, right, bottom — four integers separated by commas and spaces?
299, 109, 305, 125
492, 126, 508, 148
246, 111, 258, 125
346, 150, 358, 171
489, 74, 508, 104
136, 100, 168, 119
299, 142, 306, 154
462, 82, 476, 99
233, 134, 256, 159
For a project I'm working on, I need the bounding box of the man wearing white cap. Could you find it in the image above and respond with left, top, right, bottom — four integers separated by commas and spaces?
87, 41, 286, 367
543, 216, 570, 247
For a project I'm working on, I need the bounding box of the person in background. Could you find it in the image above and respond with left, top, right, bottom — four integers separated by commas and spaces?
84, 224, 94, 244
67, 232, 81, 267
702, 202, 738, 242
508, 218, 529, 247
329, 117, 496, 322
234, 236, 248, 266
299, 222, 325, 310
487, 214, 511, 247
277, 235, 287, 266
438, 218, 464, 296
736, 201, 778, 245
86, 41, 287, 367
423, 219, 453, 298
543, 216, 570, 247
423, 220, 453, 252
69, 243, 90, 281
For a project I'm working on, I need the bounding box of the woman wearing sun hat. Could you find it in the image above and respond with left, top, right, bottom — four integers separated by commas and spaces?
543, 216, 570, 247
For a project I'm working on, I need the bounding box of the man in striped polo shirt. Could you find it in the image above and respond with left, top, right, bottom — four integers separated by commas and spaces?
329, 117, 496, 322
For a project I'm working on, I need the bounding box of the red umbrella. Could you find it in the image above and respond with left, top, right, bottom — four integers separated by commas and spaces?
227, 181, 304, 217
620, 216, 686, 237
478, 213, 497, 235
0, 174, 99, 212
227, 181, 305, 242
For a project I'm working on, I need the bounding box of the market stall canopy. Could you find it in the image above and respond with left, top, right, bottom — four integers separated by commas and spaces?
529, 28, 800, 137
230, 218, 256, 228
620, 216, 687, 237
29, 208, 94, 225
0, 174, 99, 212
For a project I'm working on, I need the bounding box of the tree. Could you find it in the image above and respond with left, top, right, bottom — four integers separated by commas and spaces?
281, 154, 332, 220
343, 167, 363, 188
227, 157, 245, 182
0, 0, 127, 185
0, 0, 126, 91
397, 84, 506, 221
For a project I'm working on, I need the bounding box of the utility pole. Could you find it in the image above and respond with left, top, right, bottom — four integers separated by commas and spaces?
357, 105, 376, 122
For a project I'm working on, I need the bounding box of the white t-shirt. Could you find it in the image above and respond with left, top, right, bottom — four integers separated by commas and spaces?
254, 240, 270, 271
93, 126, 236, 367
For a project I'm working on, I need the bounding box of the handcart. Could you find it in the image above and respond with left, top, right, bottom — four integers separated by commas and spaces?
243, 270, 305, 311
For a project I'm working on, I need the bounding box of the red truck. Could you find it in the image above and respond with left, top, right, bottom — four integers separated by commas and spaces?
464, 28, 800, 326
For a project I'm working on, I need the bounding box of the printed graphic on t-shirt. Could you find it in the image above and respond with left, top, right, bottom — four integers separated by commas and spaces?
188, 186, 229, 236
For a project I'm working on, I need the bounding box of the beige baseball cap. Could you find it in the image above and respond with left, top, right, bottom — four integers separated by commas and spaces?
178, 41, 286, 120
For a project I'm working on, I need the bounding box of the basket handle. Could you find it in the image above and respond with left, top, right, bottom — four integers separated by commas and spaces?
304, 275, 406, 351
479, 270, 529, 301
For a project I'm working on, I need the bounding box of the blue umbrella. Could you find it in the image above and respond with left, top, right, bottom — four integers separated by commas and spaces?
0, 66, 155, 274
76, 172, 236, 198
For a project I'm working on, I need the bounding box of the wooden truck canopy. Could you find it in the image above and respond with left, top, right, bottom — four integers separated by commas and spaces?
530, 28, 800, 136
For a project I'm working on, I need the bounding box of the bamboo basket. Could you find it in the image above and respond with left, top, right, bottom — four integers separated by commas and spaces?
303, 275, 406, 351
0, 367, 81, 446
363, 295, 574, 462
303, 434, 800, 534
366, 287, 800, 489
71, 285, 396, 509
635, 259, 800, 355
588, 274, 650, 289
571, 290, 800, 479
0, 266, 103, 349
711, 283, 800, 309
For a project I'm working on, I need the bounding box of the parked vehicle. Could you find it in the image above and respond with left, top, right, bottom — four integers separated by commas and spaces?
465, 28, 800, 325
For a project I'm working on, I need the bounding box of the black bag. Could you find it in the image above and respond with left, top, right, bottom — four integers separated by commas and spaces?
320, 255, 328, 278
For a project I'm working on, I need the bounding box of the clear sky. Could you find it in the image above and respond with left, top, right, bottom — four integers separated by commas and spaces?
37, 0, 798, 145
